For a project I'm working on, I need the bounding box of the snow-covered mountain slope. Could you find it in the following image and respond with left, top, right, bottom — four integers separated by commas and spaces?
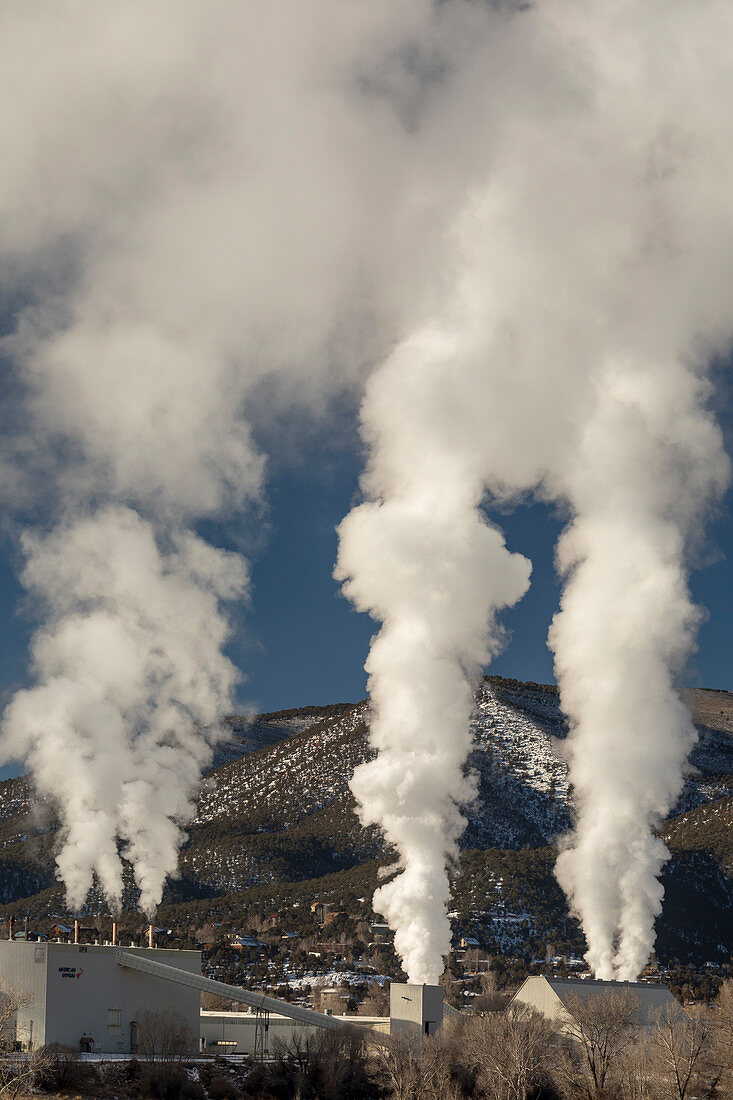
208, 703, 357, 771
196, 704, 370, 828
183, 677, 733, 894
0, 676, 731, 967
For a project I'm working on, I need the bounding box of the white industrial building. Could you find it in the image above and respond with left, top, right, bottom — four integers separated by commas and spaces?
389, 982, 444, 1041
0, 940, 201, 1054
200, 983, 440, 1054
200, 1009, 390, 1054
5, 936, 682, 1062
0, 939, 443, 1055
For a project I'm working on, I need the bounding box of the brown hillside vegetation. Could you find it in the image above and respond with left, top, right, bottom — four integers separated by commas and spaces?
689, 687, 733, 735
0, 678, 730, 982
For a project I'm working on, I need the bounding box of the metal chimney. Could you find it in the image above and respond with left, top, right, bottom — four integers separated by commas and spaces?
148, 924, 154, 949
111, 921, 118, 946
8, 915, 14, 940
74, 919, 79, 944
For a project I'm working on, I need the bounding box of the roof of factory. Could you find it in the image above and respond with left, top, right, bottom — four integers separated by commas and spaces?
511, 975, 680, 1027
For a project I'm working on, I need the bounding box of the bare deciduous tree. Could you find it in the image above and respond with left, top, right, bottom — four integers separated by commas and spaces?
551, 989, 640, 1100
708, 979, 733, 1097
648, 1005, 712, 1100
371, 1032, 421, 1100
618, 1032, 656, 1100
358, 982, 390, 1017
0, 982, 54, 1099
417, 1031, 464, 1100
271, 1026, 372, 1100
371, 1028, 465, 1100
135, 1008, 194, 1100
473, 969, 511, 1014
458, 1006, 558, 1100
136, 1008, 193, 1061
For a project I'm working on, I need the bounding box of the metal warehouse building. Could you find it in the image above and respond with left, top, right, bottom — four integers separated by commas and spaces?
510, 975, 680, 1028
0, 940, 201, 1054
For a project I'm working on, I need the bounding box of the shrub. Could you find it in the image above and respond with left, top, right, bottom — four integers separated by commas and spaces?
141, 1061, 187, 1099
208, 1074, 241, 1099
35, 1042, 92, 1091
180, 1081, 207, 1099
125, 1056, 143, 1081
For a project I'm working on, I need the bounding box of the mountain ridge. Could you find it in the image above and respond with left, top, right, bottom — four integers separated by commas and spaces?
0, 677, 730, 972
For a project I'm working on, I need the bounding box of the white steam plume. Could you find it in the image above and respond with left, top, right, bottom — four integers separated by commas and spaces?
2, 0, 732, 967
338, 1, 733, 982
3, 509, 246, 913
0, 1, 500, 911
551, 364, 728, 979
336, 331, 531, 983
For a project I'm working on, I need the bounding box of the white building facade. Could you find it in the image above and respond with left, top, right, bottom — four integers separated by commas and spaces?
200, 1009, 390, 1055
0, 940, 201, 1054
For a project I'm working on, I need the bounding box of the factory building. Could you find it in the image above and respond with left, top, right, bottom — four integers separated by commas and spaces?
201, 1010, 390, 1054
389, 983, 444, 1040
510, 976, 680, 1029
201, 985, 441, 1054
0, 937, 444, 1055
0, 940, 201, 1054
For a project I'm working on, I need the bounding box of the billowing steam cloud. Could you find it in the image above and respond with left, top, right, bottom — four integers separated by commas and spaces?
0, 1, 494, 911
1, 0, 732, 973
551, 365, 728, 979
338, 1, 733, 981
3, 509, 247, 913
336, 332, 532, 983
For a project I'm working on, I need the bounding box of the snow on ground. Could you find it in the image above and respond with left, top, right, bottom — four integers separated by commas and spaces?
472, 685, 569, 802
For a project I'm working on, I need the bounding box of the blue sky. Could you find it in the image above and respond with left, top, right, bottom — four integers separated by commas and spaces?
236, 434, 733, 717
236, 365, 733, 715
1, 386, 731, 783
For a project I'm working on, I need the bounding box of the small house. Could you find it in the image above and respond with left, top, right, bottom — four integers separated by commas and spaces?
49, 924, 74, 941
231, 935, 266, 950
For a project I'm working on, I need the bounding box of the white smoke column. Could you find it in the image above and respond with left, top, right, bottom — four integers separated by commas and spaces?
551, 363, 729, 979
0, 1, 511, 912
339, 1, 733, 981
2, 508, 246, 912
336, 331, 531, 983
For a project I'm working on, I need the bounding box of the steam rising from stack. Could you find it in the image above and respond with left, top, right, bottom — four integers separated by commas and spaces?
338, 2, 733, 980
336, 333, 532, 982
2, 509, 246, 913
0, 1, 482, 913
0, 1, 731, 977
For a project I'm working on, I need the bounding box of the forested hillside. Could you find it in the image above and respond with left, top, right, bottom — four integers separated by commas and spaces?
0, 678, 731, 975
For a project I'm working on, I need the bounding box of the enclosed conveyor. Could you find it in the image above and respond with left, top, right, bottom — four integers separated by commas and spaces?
114, 949, 380, 1036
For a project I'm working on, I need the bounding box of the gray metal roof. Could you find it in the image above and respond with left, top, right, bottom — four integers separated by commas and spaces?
513, 976, 680, 1027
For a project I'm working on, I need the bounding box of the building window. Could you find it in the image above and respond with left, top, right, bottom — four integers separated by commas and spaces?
107, 1009, 121, 1028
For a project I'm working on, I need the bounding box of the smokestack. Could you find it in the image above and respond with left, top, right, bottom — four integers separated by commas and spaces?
8, 916, 14, 940
111, 921, 118, 946
74, 919, 79, 944
24, 915, 29, 941
389, 983, 444, 1042
148, 924, 154, 949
